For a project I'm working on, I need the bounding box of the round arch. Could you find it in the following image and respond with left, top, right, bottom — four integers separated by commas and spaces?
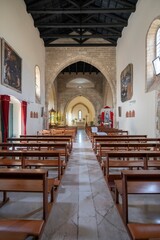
65, 96, 95, 126
146, 17, 160, 91
71, 103, 90, 113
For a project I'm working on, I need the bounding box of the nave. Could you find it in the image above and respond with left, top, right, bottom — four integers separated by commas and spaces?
40, 129, 129, 240
1, 129, 160, 239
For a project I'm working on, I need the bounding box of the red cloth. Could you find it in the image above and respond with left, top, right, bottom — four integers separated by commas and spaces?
0, 95, 10, 142
21, 101, 27, 135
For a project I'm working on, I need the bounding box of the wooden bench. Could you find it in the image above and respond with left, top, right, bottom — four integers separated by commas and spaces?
92, 135, 149, 153
0, 168, 51, 239
0, 150, 63, 182
97, 142, 160, 162
49, 129, 76, 139
0, 142, 70, 162
114, 170, 160, 240
0, 158, 65, 180
37, 127, 77, 140
103, 151, 160, 189
8, 136, 73, 152
0, 221, 44, 240
87, 127, 129, 141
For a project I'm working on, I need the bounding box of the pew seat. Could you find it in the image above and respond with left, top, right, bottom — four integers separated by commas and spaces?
0, 168, 51, 239
0, 219, 44, 240
127, 223, 160, 240
103, 151, 160, 189
114, 170, 160, 240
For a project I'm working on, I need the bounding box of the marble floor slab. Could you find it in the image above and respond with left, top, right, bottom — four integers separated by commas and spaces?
1, 130, 160, 239
40, 130, 130, 240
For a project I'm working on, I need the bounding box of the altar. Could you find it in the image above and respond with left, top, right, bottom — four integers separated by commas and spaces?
76, 121, 85, 128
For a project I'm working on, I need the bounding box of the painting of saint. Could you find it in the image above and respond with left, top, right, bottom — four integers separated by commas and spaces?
2, 39, 22, 92
121, 64, 133, 102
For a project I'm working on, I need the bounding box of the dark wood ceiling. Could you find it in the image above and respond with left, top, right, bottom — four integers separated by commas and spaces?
24, 0, 138, 47
61, 61, 100, 74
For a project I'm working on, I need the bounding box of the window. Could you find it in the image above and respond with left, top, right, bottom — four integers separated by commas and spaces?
156, 28, 160, 57
78, 110, 82, 120
35, 65, 41, 103
146, 18, 160, 91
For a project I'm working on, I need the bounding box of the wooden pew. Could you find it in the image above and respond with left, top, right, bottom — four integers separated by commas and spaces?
0, 150, 63, 182
90, 129, 129, 143
51, 128, 76, 139
93, 137, 160, 154
37, 127, 77, 140
20, 134, 74, 142
9, 136, 73, 152
0, 230, 39, 240
97, 142, 160, 162
114, 170, 160, 240
103, 151, 160, 189
92, 135, 148, 151
86, 126, 129, 141
0, 168, 51, 239
63, 129, 76, 139
0, 142, 70, 162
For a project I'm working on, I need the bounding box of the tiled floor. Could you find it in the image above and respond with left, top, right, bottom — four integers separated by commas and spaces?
41, 129, 130, 240
3, 130, 160, 240
1, 130, 159, 239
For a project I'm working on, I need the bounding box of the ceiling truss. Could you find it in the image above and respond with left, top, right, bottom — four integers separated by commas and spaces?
24, 0, 138, 47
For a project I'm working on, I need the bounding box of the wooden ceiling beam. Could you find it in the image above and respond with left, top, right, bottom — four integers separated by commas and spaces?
82, 0, 95, 8
36, 22, 127, 28
45, 43, 116, 47
66, 0, 80, 8
28, 7, 135, 14
40, 33, 121, 39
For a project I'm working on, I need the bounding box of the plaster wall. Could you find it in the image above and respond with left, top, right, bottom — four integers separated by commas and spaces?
0, 0, 46, 134
116, 0, 159, 137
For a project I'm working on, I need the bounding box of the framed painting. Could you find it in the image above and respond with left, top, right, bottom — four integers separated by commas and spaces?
1, 39, 22, 92
121, 64, 133, 102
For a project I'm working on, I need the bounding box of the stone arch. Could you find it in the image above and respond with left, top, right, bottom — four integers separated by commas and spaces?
45, 52, 116, 108
63, 86, 103, 116
71, 103, 90, 113
64, 95, 96, 125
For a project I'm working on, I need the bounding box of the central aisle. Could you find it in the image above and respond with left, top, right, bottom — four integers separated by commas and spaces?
41, 129, 130, 240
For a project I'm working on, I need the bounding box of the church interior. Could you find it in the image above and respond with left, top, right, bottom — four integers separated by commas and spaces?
0, 0, 160, 239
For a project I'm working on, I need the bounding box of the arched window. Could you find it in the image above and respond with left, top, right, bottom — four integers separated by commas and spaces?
156, 28, 160, 57
146, 18, 160, 91
146, 18, 160, 136
35, 65, 41, 103
78, 110, 82, 120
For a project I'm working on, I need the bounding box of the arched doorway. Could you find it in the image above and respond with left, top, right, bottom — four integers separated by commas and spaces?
0, 95, 21, 141
9, 96, 21, 137
65, 96, 95, 126
45, 50, 116, 114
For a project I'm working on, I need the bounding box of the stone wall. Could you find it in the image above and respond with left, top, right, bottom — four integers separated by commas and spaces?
45, 47, 116, 125
56, 72, 104, 115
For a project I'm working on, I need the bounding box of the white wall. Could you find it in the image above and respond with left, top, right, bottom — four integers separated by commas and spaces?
0, 0, 45, 134
116, 0, 160, 137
